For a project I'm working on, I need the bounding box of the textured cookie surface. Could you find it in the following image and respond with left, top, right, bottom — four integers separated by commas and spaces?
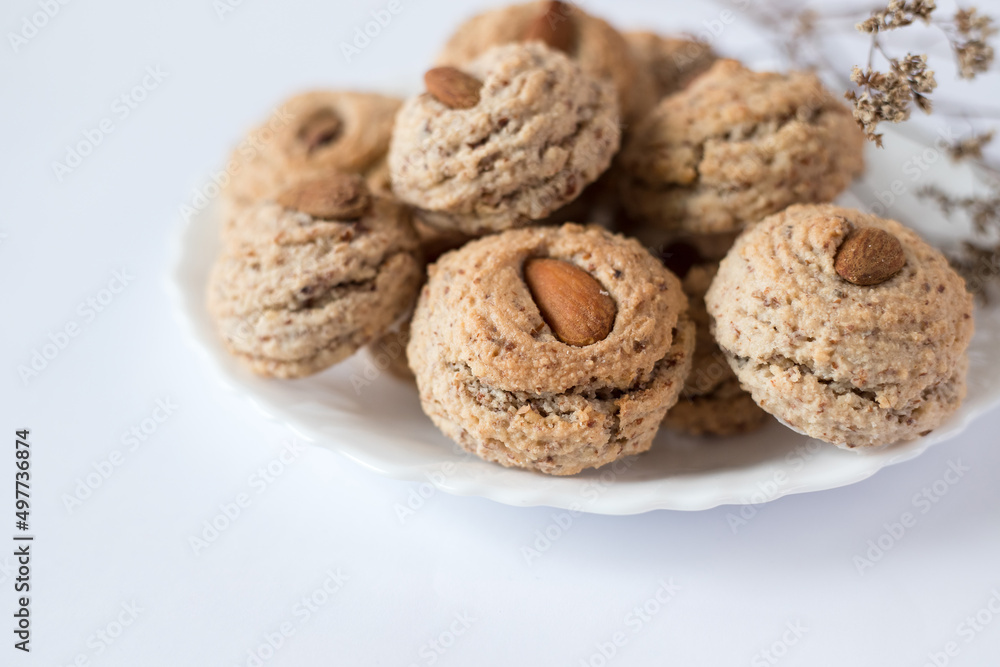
365, 219, 475, 382
208, 190, 422, 378
390, 43, 619, 235
705, 204, 974, 448
662, 263, 767, 436
625, 31, 717, 100
436, 1, 646, 122
408, 224, 694, 475
620, 60, 865, 235
223, 91, 401, 213
663, 377, 768, 437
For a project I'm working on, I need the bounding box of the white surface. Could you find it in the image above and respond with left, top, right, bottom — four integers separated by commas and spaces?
3, 0, 1000, 665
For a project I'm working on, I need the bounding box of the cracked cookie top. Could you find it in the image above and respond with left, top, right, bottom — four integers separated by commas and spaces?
620, 59, 865, 235
388, 42, 620, 235
705, 204, 974, 447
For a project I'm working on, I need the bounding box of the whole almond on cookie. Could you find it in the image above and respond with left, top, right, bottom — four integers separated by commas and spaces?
276, 173, 371, 220
834, 227, 906, 286
298, 109, 343, 153
524, 258, 617, 346
424, 67, 483, 109
524, 1, 576, 53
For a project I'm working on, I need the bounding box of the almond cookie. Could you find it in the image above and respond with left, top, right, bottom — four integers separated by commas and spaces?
705, 204, 975, 448
223, 91, 402, 214
624, 32, 717, 100
389, 43, 620, 235
407, 224, 695, 475
208, 173, 422, 378
620, 60, 865, 235
660, 255, 766, 436
435, 1, 648, 123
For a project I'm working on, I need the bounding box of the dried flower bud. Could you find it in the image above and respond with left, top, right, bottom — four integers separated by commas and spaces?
857, 0, 937, 33
947, 131, 995, 162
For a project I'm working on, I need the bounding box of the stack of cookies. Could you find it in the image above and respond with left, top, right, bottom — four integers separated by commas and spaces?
206, 1, 975, 476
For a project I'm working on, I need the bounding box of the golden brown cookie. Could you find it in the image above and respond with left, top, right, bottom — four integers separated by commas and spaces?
435, 1, 649, 123
389, 43, 620, 235
620, 60, 865, 235
208, 174, 422, 378
706, 204, 974, 448
407, 223, 695, 475
223, 91, 402, 215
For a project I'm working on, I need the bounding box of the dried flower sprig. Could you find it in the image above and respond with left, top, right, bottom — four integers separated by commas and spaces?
846, 54, 937, 147
950, 8, 998, 78
846, 2, 997, 144
856, 0, 937, 34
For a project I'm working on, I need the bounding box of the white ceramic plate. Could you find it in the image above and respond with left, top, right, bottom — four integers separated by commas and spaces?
168, 129, 1000, 514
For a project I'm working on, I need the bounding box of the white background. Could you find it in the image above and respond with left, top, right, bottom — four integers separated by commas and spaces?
3, 0, 1000, 665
